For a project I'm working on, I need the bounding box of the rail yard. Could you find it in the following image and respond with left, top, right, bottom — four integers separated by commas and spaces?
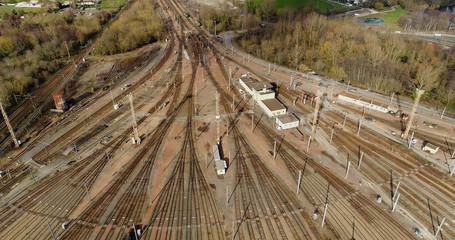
0, 0, 454, 239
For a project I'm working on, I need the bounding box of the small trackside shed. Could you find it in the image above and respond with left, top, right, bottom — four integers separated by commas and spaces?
276, 114, 300, 130
259, 98, 286, 117
422, 142, 439, 154
213, 145, 226, 175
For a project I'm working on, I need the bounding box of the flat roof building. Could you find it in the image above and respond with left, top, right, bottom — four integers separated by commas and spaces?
259, 98, 287, 117
239, 77, 275, 101
276, 114, 300, 130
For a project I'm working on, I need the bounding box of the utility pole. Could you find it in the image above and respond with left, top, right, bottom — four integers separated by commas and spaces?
392, 181, 400, 201
84, 183, 91, 202
343, 113, 347, 126
47, 221, 57, 240
329, 127, 334, 143
215, 92, 220, 144
128, 94, 141, 144
311, 91, 322, 139
28, 166, 37, 185
296, 170, 302, 194
273, 140, 277, 161
441, 106, 446, 119
345, 155, 351, 179
109, 86, 116, 109
306, 135, 311, 153
251, 115, 254, 133
403, 89, 424, 139
392, 193, 400, 212
0, 100, 19, 147
435, 217, 446, 238
357, 118, 362, 136
321, 183, 330, 228
358, 152, 364, 169
228, 66, 231, 91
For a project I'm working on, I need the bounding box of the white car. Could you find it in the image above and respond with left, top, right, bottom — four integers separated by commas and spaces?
411, 139, 418, 144
239, 89, 245, 94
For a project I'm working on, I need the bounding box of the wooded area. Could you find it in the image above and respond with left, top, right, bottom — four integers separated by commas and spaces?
237, 13, 455, 108
92, 1, 164, 55
0, 10, 114, 107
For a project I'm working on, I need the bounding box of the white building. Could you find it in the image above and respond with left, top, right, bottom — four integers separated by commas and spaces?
258, 98, 286, 117
239, 77, 275, 101
276, 114, 299, 130
213, 145, 226, 175
422, 142, 439, 154
215, 159, 227, 175
239, 76, 287, 118
338, 93, 388, 113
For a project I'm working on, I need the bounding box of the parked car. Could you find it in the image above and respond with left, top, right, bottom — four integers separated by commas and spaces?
365, 117, 373, 121
365, 88, 371, 92
239, 89, 245, 94
349, 88, 357, 92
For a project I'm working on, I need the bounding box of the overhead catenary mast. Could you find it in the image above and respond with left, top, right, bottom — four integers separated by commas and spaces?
0, 100, 19, 147
128, 93, 141, 145
310, 91, 323, 139
215, 91, 220, 144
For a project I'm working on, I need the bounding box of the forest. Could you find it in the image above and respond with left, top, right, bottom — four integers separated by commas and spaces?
237, 13, 455, 109
0, 10, 115, 106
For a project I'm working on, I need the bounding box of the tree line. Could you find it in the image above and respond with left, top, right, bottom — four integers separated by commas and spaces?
0, 10, 115, 107
237, 13, 455, 109
92, 0, 164, 55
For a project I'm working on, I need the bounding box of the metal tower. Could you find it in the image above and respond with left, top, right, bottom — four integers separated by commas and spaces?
0, 100, 19, 147
128, 93, 141, 144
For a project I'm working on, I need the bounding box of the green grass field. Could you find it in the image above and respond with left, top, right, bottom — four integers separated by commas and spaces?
360, 6, 409, 25
97, 0, 127, 9
255, 0, 348, 11
0, 5, 45, 17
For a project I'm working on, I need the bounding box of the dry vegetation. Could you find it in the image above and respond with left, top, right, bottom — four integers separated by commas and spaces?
237, 13, 455, 108
92, 0, 164, 55
0, 10, 115, 107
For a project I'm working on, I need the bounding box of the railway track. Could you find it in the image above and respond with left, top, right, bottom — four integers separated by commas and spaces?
317, 109, 455, 238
